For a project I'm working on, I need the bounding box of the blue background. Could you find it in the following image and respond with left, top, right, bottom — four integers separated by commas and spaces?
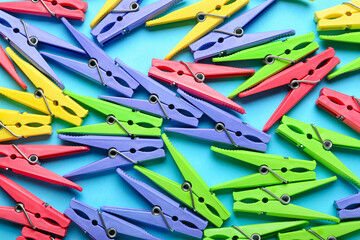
0, 0, 359, 239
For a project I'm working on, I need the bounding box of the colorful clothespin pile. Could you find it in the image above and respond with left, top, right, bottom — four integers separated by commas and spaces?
0, 0, 360, 239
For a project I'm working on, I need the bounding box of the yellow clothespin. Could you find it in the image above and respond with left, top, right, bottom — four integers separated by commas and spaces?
90, 0, 122, 28
146, 0, 249, 59
0, 109, 52, 142
314, 0, 360, 30
0, 48, 88, 126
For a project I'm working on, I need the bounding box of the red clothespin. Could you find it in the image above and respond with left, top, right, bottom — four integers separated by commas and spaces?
0, 144, 89, 191
316, 87, 360, 133
148, 59, 255, 114
0, 174, 70, 237
239, 47, 340, 132
0, 0, 88, 21
0, 45, 26, 89
17, 227, 62, 240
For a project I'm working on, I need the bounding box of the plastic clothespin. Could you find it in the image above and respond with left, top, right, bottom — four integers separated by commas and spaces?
0, 11, 85, 89
90, 0, 121, 28
65, 198, 161, 240
58, 134, 165, 178
203, 220, 309, 240
278, 221, 360, 240
57, 90, 162, 137
99, 60, 203, 127
0, 174, 71, 237
91, 0, 182, 46
41, 18, 140, 97
135, 133, 231, 227
276, 115, 360, 188
233, 176, 339, 222
314, 0, 360, 31
17, 227, 62, 240
210, 147, 316, 191
0, 109, 52, 142
213, 32, 320, 98
165, 89, 271, 152
0, 48, 88, 126
146, 0, 250, 60
0, 144, 88, 191
101, 168, 208, 238
239, 47, 340, 132
149, 59, 255, 114
189, 0, 296, 62
320, 32, 360, 44
0, 45, 26, 89
316, 87, 360, 133
327, 57, 360, 80
0, 0, 88, 21
335, 192, 360, 220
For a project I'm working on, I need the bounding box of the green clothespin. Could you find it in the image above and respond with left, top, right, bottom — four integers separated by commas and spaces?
276, 116, 360, 188
134, 133, 231, 227
233, 176, 339, 222
210, 147, 316, 191
57, 90, 162, 136
278, 221, 360, 240
328, 57, 360, 80
213, 32, 319, 98
204, 220, 309, 240
320, 32, 360, 44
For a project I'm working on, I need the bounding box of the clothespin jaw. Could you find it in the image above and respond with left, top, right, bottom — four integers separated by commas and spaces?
0, 174, 70, 237
189, 0, 296, 62
320, 32, 360, 44
314, 0, 360, 31
17, 227, 62, 240
203, 220, 309, 240
213, 32, 319, 98
327, 57, 360, 80
233, 176, 340, 222
278, 221, 360, 240
239, 47, 340, 132
90, 0, 121, 28
90, 0, 182, 46
0, 0, 88, 21
101, 168, 208, 238
149, 59, 254, 114
210, 147, 317, 191
165, 89, 271, 151
316, 87, 360, 133
0, 109, 52, 142
135, 133, 231, 227
1, 47, 88, 126
334, 192, 360, 219
57, 90, 162, 137
276, 115, 360, 188
0, 45, 26, 89
0, 10, 86, 89
58, 134, 165, 178
146, 0, 249, 59
64, 198, 161, 240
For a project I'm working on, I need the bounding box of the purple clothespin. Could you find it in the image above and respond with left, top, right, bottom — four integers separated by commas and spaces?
0, 11, 85, 89
65, 198, 161, 240
58, 134, 165, 178
41, 18, 139, 97
91, 0, 182, 46
189, 0, 295, 62
99, 59, 203, 127
165, 89, 271, 152
335, 192, 360, 220
101, 168, 208, 238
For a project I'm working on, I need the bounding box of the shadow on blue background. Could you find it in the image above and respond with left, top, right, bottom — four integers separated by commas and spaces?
0, 0, 359, 239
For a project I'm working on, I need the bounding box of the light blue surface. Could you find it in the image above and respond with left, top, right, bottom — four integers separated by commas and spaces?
0, 0, 359, 239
